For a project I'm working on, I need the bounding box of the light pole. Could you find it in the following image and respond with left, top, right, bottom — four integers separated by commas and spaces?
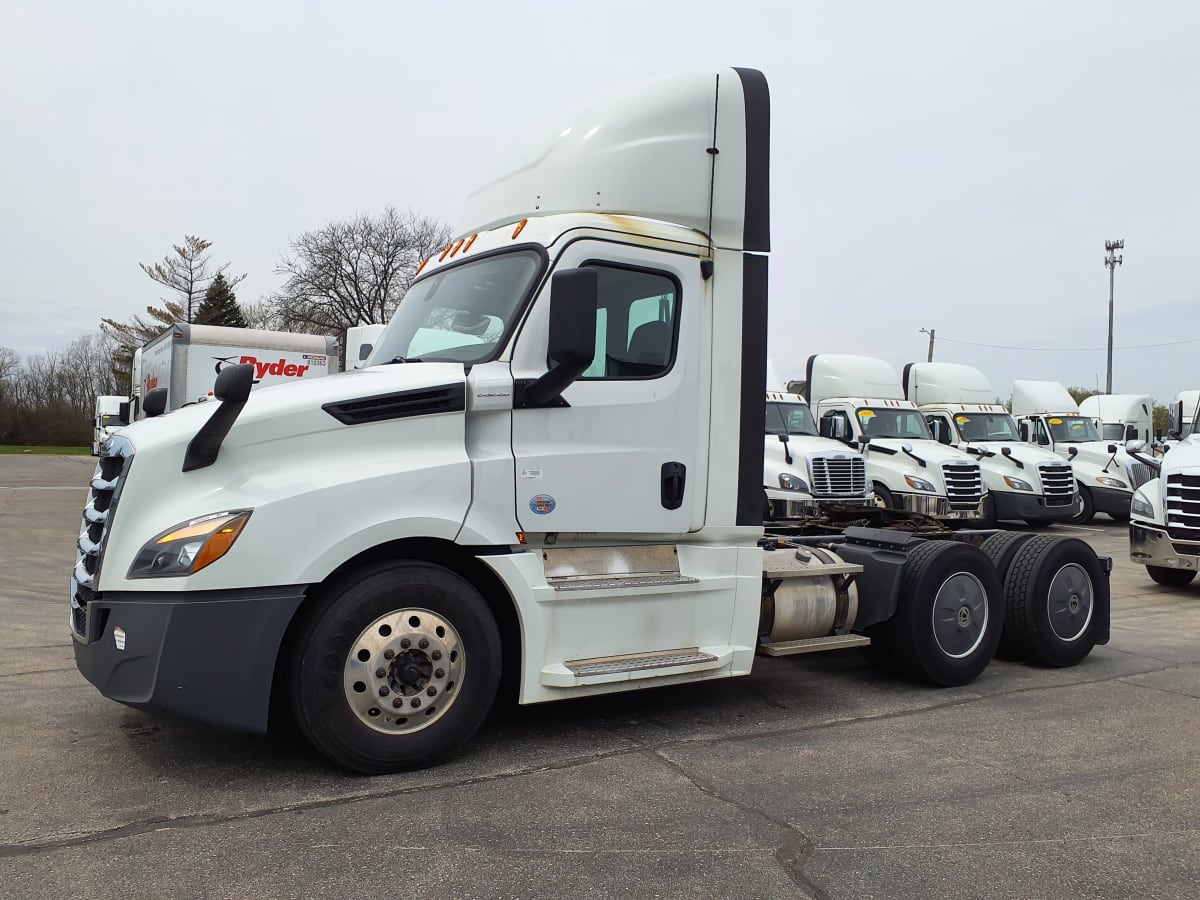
1104, 239, 1123, 394
919, 327, 935, 362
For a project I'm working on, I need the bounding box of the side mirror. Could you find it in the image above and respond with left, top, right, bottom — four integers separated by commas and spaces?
821, 415, 847, 441
1001, 446, 1012, 457
777, 433, 790, 445
117, 401, 131, 426
522, 268, 598, 407
1068, 446, 1078, 459
1107, 443, 1118, 455
1126, 439, 1146, 454
214, 363, 254, 404
143, 387, 168, 418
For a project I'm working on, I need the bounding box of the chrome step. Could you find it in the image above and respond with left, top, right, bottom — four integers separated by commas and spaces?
547, 572, 699, 592
758, 634, 871, 656
564, 648, 716, 676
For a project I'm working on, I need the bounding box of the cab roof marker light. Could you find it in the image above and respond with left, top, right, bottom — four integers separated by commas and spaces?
449, 238, 465, 257
415, 257, 431, 276
438, 244, 454, 261
462, 233, 478, 253
512, 218, 528, 239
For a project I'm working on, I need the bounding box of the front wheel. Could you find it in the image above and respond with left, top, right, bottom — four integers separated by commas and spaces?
1067, 485, 1094, 526
873, 482, 896, 509
886, 540, 1003, 686
1147, 565, 1198, 587
288, 560, 502, 774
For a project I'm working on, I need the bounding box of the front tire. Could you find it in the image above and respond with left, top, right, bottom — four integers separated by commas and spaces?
1067, 484, 1094, 525
886, 540, 1003, 686
873, 482, 896, 509
288, 560, 502, 774
1147, 565, 1198, 587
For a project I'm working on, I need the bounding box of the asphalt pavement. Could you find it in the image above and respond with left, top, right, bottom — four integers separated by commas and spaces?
1, 455, 1197, 898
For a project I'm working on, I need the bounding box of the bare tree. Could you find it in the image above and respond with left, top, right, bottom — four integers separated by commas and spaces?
140, 235, 247, 322
268, 207, 451, 334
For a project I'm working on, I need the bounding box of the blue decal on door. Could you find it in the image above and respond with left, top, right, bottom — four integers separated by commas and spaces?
530, 494, 556, 515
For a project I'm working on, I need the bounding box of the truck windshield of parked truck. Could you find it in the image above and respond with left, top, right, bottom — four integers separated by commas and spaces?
857, 408, 931, 440
1046, 415, 1102, 443
372, 250, 544, 365
98, 414, 122, 428
1098, 423, 1130, 441
765, 402, 818, 437
954, 413, 1021, 442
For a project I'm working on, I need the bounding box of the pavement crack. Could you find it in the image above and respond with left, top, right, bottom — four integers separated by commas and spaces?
651, 749, 830, 900
0, 667, 76, 679
817, 826, 1200, 852
1115, 676, 1200, 701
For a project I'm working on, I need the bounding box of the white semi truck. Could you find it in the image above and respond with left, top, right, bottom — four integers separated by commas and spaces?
902, 363, 1078, 527
92, 395, 128, 456
806, 355, 988, 523
1011, 380, 1153, 524
1165, 389, 1200, 449
1078, 393, 1153, 444
135, 323, 340, 418
763, 390, 872, 519
1130, 400, 1200, 586
71, 68, 1111, 773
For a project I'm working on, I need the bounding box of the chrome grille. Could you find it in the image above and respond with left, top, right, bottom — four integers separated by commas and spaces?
1038, 462, 1076, 507
71, 437, 133, 640
940, 461, 983, 510
1165, 472, 1200, 543
807, 453, 867, 498
1126, 461, 1154, 491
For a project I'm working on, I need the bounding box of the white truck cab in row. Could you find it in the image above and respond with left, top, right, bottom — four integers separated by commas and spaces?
1165, 389, 1200, 450
903, 363, 1077, 527
1011, 381, 1152, 523
763, 391, 872, 519
1131, 399, 1200, 587
806, 355, 986, 522
92, 395, 128, 456
1079, 393, 1153, 444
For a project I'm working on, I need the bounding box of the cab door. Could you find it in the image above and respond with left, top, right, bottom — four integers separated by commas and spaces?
509, 240, 707, 535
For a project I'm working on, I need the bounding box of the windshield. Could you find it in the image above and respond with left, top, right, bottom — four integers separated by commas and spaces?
954, 412, 1020, 442
99, 414, 123, 427
1046, 415, 1102, 443
857, 407, 931, 440
369, 250, 543, 365
765, 402, 818, 437
1100, 423, 1126, 441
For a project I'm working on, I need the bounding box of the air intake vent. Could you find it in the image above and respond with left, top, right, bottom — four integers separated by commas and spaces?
323, 384, 466, 426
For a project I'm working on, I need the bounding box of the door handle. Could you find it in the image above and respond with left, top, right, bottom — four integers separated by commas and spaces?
661, 462, 686, 510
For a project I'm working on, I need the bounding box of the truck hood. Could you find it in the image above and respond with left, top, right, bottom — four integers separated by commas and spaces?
963, 441, 1067, 469
763, 434, 863, 484
864, 438, 975, 468
116, 363, 467, 457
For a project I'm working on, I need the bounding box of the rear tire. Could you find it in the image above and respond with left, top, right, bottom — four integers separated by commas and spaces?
886, 540, 1003, 686
1146, 565, 1198, 587
1067, 485, 1094, 525
1000, 536, 1105, 667
980, 532, 1036, 659
287, 560, 502, 774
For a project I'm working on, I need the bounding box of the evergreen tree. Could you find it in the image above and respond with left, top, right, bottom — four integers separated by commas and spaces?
194, 273, 248, 328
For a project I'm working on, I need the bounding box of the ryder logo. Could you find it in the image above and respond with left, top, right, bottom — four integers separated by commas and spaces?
213, 355, 311, 381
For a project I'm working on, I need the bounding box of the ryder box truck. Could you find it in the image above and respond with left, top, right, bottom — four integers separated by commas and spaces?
71, 68, 1111, 774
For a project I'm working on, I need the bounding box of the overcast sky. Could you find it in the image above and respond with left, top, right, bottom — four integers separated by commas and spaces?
2, 1, 1197, 404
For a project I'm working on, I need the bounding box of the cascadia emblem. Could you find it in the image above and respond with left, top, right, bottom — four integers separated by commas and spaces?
529, 494, 556, 515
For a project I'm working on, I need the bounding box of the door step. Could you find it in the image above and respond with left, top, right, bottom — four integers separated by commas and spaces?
542, 545, 697, 593
758, 634, 871, 656
541, 646, 733, 686
547, 572, 698, 592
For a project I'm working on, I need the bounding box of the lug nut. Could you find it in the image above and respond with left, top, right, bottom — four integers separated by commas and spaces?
431, 650, 442, 661
411, 698, 422, 708
426, 686, 437, 697
392, 698, 403, 708
400, 638, 411, 649
375, 667, 387, 678
379, 686, 390, 696
434, 668, 445, 679
418, 638, 429, 650
383, 649, 395, 660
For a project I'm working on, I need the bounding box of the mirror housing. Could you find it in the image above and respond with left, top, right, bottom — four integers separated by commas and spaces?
214, 363, 254, 404
1107, 443, 1118, 455
143, 388, 168, 418
1125, 439, 1146, 454
117, 401, 131, 426
521, 269, 598, 407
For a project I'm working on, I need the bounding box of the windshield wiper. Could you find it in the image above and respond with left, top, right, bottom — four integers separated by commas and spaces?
386, 356, 424, 364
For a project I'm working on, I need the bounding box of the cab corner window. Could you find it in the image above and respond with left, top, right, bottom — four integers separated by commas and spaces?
578, 264, 678, 379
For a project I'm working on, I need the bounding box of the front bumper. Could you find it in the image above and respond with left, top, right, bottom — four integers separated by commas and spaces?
1091, 485, 1133, 517
1129, 522, 1200, 571
767, 493, 873, 520
994, 491, 1080, 523
72, 586, 307, 734
897, 492, 984, 521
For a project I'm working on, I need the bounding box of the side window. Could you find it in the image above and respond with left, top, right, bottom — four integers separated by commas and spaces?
1034, 419, 1050, 445
926, 415, 949, 444
578, 264, 678, 379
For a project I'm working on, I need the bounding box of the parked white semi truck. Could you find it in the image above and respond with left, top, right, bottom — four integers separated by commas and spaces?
92, 395, 128, 456
1011, 381, 1153, 524
902, 363, 1078, 527
71, 68, 1110, 773
1165, 389, 1200, 449
1078, 393, 1153, 444
135, 323, 340, 418
805, 355, 987, 523
763, 390, 872, 519
346, 324, 386, 371
1130, 400, 1200, 586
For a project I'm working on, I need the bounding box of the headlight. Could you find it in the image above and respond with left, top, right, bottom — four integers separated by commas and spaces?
1095, 476, 1128, 489
1131, 489, 1154, 519
129, 510, 252, 579
1002, 476, 1034, 492
779, 473, 809, 492
904, 474, 937, 492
